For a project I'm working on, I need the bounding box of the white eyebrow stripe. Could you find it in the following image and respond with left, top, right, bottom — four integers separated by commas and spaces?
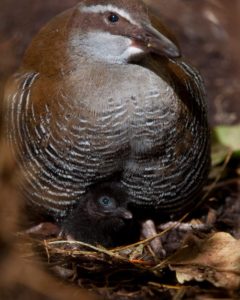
80, 4, 139, 26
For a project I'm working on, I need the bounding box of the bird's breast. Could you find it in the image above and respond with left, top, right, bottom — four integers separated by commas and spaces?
65, 64, 181, 155
6, 63, 208, 216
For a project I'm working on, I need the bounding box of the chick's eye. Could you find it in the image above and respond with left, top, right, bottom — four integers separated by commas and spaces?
99, 196, 114, 207
108, 13, 119, 23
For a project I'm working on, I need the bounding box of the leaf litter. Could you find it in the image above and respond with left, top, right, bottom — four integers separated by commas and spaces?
2, 126, 240, 299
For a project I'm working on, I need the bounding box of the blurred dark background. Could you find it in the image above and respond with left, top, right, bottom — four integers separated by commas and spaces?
0, 0, 240, 125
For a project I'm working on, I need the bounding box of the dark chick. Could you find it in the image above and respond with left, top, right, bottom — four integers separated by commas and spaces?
62, 182, 138, 247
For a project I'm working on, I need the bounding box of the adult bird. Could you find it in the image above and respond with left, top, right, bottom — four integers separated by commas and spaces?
3, 0, 210, 240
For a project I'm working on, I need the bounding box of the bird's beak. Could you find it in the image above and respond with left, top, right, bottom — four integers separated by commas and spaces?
117, 208, 133, 220
132, 23, 181, 58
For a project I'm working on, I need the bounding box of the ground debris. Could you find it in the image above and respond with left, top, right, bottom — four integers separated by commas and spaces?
169, 232, 240, 290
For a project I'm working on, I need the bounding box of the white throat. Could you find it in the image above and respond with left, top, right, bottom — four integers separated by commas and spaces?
73, 31, 144, 64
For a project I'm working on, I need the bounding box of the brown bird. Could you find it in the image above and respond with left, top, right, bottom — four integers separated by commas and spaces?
3, 0, 210, 231
62, 181, 137, 247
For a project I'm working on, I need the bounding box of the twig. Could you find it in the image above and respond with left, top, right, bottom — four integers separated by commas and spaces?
46, 240, 127, 261
158, 222, 211, 232
148, 281, 186, 290
202, 149, 233, 201
203, 177, 240, 191
112, 219, 187, 252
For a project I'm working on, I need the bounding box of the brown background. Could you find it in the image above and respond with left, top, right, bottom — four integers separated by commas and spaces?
0, 0, 239, 125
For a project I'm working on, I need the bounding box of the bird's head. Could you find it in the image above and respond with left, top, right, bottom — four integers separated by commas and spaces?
85, 182, 133, 221
69, 0, 181, 64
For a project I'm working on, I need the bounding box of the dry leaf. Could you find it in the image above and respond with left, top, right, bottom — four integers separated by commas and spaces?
169, 232, 240, 290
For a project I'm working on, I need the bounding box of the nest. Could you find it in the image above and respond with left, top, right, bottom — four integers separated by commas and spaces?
1, 136, 240, 300
16, 177, 240, 300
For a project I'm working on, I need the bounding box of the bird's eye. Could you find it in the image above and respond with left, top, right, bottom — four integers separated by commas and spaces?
107, 13, 119, 23
98, 196, 115, 208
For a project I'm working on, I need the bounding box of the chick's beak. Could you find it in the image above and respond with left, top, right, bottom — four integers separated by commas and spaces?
132, 23, 181, 58
117, 208, 133, 220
